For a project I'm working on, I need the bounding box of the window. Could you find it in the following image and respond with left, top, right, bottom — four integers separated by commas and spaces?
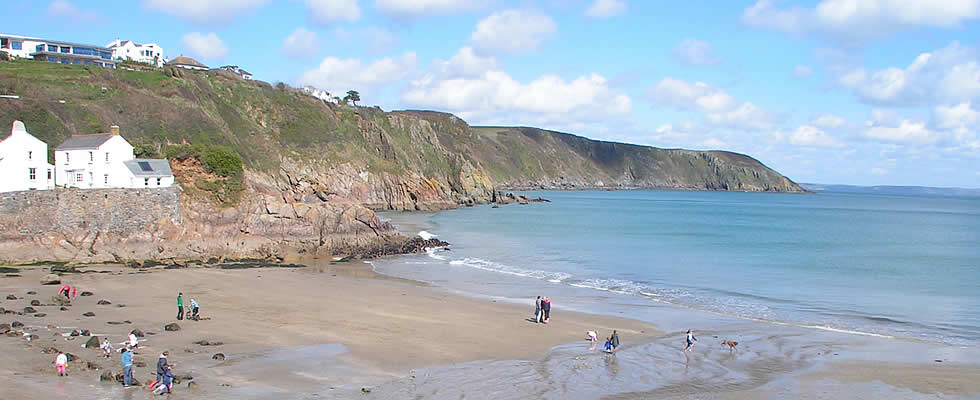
48, 58, 58, 63
156, 178, 162, 186
28, 168, 36, 180
76, 173, 83, 182
105, 153, 109, 163
60, 46, 70, 53
144, 178, 150, 186
72, 59, 81, 65
28, 151, 32, 160
89, 151, 93, 162
1, 38, 7, 49
47, 44, 57, 52
60, 58, 70, 64
47, 170, 52, 180
11, 41, 22, 50
65, 153, 69, 164
104, 174, 109, 185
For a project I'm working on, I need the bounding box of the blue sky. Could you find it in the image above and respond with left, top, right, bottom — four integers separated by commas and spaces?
4, 0, 980, 187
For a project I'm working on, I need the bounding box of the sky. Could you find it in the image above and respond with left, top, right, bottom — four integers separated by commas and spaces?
3, 0, 980, 188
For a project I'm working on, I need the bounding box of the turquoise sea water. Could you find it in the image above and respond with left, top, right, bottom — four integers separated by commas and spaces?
375, 190, 980, 346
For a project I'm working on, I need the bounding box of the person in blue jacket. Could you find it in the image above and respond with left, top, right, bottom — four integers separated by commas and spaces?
121, 348, 133, 387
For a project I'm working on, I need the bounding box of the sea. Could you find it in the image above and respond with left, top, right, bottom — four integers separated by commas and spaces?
375, 190, 980, 347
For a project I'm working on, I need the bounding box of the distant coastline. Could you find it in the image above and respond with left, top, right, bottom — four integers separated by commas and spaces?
801, 183, 980, 197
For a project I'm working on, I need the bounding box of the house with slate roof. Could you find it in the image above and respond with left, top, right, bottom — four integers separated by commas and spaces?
166, 55, 208, 71
54, 125, 173, 189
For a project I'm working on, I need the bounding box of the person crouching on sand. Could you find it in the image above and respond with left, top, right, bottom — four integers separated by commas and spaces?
684, 330, 697, 352
190, 298, 200, 318
54, 351, 68, 376
129, 332, 139, 350
587, 330, 598, 342
59, 284, 71, 299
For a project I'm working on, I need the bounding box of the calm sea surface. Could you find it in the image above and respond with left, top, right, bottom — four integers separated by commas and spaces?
375, 190, 980, 346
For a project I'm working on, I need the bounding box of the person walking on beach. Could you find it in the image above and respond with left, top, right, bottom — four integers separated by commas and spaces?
100, 337, 113, 359
121, 348, 133, 387
684, 330, 697, 352
54, 351, 68, 376
190, 298, 199, 318
176, 292, 184, 320
534, 296, 542, 323
610, 330, 620, 352
156, 351, 170, 385
154, 365, 175, 395
542, 297, 552, 323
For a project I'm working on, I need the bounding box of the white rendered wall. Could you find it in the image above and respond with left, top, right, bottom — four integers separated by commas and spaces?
55, 136, 135, 189
0, 127, 55, 192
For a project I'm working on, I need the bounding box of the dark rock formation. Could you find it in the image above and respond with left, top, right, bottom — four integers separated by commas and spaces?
97, 300, 111, 305
211, 353, 225, 360
6, 294, 17, 300
33, 313, 46, 317
80, 291, 94, 297
193, 340, 223, 346
130, 328, 144, 337
84, 336, 100, 348
0, 323, 9, 334
164, 323, 180, 331
29, 300, 39, 306
10, 321, 23, 328
22, 306, 35, 314
40, 274, 60, 285
82, 311, 95, 317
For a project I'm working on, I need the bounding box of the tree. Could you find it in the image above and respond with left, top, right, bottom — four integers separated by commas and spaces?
343, 90, 360, 106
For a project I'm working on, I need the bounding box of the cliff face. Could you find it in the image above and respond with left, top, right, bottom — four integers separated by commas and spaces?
0, 60, 803, 217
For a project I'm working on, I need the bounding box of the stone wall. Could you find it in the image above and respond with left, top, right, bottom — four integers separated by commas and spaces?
0, 187, 180, 235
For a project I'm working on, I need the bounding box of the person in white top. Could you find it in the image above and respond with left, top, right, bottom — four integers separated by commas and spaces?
587, 330, 598, 342
100, 338, 114, 359
129, 332, 139, 349
684, 329, 697, 352
54, 352, 68, 376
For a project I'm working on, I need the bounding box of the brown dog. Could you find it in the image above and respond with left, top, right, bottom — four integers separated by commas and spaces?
721, 340, 738, 351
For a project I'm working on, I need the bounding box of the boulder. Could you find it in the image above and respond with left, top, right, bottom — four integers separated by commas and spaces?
211, 353, 225, 360
80, 329, 90, 336
100, 371, 115, 382
80, 291, 93, 297
84, 336, 100, 348
26, 291, 36, 295
33, 313, 46, 317
50, 265, 77, 273
82, 312, 95, 317
5, 294, 17, 300
70, 330, 81, 336
23, 307, 36, 314
187, 381, 198, 389
51, 296, 70, 306
194, 340, 223, 346
164, 323, 180, 331
106, 321, 124, 325
29, 300, 40, 306
41, 346, 60, 354
59, 306, 68, 311
65, 353, 78, 362
96, 300, 111, 305
113, 372, 139, 386
40, 274, 61, 285
11, 321, 23, 328
0, 323, 9, 334
130, 329, 144, 337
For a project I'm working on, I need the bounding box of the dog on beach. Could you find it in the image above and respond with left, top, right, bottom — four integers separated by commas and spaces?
721, 340, 738, 351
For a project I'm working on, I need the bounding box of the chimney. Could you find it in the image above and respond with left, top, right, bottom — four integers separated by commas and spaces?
110, 125, 120, 136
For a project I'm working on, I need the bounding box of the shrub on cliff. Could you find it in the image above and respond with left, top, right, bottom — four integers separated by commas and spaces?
166, 144, 244, 207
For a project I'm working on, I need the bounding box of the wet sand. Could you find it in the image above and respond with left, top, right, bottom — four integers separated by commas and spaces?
0, 262, 655, 399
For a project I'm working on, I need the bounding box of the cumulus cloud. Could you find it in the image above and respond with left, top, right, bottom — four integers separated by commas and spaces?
47, 0, 101, 22
585, 0, 627, 18
649, 78, 775, 130
375, 0, 479, 18
837, 41, 980, 106
470, 9, 557, 55
143, 0, 267, 24
403, 62, 631, 126
865, 119, 941, 143
180, 32, 229, 59
431, 46, 498, 78
672, 39, 724, 66
742, 0, 980, 40
934, 102, 979, 146
790, 125, 844, 147
811, 113, 847, 129
793, 65, 813, 79
307, 0, 361, 25
281, 28, 320, 59
299, 52, 417, 95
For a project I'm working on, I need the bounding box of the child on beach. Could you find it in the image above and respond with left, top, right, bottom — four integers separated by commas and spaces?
587, 330, 598, 342
100, 338, 113, 359
684, 330, 697, 352
54, 351, 67, 376
190, 298, 199, 318
129, 332, 139, 349
604, 337, 612, 352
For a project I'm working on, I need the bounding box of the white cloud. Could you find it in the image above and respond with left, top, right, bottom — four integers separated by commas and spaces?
470, 9, 557, 55
865, 120, 941, 143
742, 0, 980, 40
790, 125, 844, 147
934, 102, 979, 146
375, 0, 478, 18
403, 67, 631, 126
431, 46, 498, 78
672, 39, 724, 66
142, 0, 267, 24
585, 0, 627, 18
180, 32, 229, 59
838, 41, 980, 106
307, 0, 361, 25
281, 28, 320, 59
811, 113, 847, 129
650, 78, 774, 130
793, 65, 813, 79
47, 0, 100, 22
299, 52, 417, 96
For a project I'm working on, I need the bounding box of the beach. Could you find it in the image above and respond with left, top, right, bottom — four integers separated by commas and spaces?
1, 260, 978, 399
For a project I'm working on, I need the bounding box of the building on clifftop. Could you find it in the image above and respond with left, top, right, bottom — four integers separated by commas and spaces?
0, 120, 55, 192
166, 55, 208, 71
54, 125, 173, 189
107, 39, 164, 67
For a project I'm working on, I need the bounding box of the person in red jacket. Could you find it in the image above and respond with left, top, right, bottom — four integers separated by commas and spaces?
59, 285, 71, 299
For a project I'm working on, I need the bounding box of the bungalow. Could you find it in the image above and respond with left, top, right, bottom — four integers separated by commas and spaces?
54, 125, 173, 189
0, 33, 117, 68
166, 56, 208, 71
0, 120, 55, 192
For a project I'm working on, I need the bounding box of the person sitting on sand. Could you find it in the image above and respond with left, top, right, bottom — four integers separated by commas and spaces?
121, 348, 133, 387
610, 330, 620, 352
190, 298, 199, 318
54, 351, 68, 376
587, 330, 598, 342
100, 338, 113, 359
684, 330, 697, 352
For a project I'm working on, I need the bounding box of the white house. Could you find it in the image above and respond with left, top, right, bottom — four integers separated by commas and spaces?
0, 120, 55, 192
54, 126, 173, 189
302, 86, 340, 104
217, 65, 253, 80
1, 33, 116, 68
107, 39, 164, 67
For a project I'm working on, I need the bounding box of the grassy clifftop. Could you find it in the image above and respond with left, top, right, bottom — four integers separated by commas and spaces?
0, 59, 803, 209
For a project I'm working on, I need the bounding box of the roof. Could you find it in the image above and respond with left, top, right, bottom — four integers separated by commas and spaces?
166, 56, 207, 69
55, 134, 114, 150
0, 33, 41, 40
123, 159, 172, 177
